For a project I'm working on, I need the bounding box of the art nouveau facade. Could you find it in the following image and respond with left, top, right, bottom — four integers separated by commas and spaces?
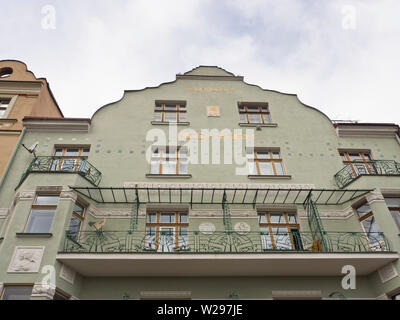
0, 66, 400, 300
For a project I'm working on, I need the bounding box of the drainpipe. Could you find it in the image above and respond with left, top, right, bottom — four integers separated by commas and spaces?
0, 128, 25, 190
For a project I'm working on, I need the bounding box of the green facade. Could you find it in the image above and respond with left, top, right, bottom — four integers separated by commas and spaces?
0, 66, 399, 300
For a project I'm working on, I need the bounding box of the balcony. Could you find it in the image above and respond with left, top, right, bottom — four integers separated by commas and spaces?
57, 230, 398, 277
19, 156, 102, 187
334, 160, 400, 188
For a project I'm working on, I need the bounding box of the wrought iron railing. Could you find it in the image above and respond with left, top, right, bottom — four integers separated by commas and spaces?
61, 230, 390, 254
334, 160, 400, 188
19, 156, 102, 186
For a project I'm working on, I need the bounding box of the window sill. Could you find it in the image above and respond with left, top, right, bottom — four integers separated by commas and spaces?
146, 174, 192, 178
248, 175, 292, 179
16, 233, 53, 238
239, 123, 278, 127
151, 121, 190, 126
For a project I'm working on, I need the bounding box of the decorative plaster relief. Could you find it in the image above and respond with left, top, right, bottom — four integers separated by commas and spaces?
32, 282, 56, 299
234, 222, 251, 234
8, 246, 44, 273
366, 190, 385, 204
87, 206, 145, 218
199, 222, 216, 234
16, 191, 35, 201
60, 264, 76, 284
190, 209, 256, 217
124, 182, 315, 190
378, 263, 398, 284
60, 191, 78, 202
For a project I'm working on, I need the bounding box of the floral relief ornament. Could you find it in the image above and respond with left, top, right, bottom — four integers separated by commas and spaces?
8, 247, 44, 273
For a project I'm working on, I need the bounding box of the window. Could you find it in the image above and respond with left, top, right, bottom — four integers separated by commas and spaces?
25, 195, 59, 233
355, 203, 384, 246
67, 201, 86, 240
258, 212, 302, 250
238, 102, 271, 124
154, 101, 187, 123
0, 98, 11, 118
1, 285, 32, 300
150, 146, 188, 175
384, 197, 400, 231
340, 151, 376, 177
247, 149, 284, 176
51, 146, 90, 172
145, 212, 189, 252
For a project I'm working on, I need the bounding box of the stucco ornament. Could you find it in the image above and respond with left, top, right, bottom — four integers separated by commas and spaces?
32, 282, 56, 299
8, 247, 44, 273
199, 222, 216, 234
234, 222, 251, 234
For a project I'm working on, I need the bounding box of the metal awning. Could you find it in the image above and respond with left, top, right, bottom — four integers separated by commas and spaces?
69, 186, 372, 206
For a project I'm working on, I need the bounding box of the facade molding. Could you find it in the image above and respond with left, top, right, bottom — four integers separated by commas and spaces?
31, 282, 56, 299
272, 290, 322, 299
23, 118, 90, 132
140, 291, 192, 300
60, 190, 78, 202
336, 124, 400, 138
124, 181, 315, 189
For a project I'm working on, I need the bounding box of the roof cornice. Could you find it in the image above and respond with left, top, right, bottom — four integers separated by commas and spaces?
336, 123, 400, 138
22, 117, 91, 132
176, 74, 243, 81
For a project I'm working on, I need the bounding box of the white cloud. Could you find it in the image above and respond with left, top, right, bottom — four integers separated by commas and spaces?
1, 0, 399, 124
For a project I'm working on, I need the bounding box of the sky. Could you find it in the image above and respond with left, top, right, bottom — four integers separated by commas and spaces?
0, 0, 399, 123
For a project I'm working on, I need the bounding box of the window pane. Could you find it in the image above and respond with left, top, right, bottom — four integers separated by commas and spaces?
271, 226, 291, 250
179, 112, 187, 122
269, 214, 284, 224
150, 160, 160, 174
274, 162, 284, 175
272, 152, 280, 159
361, 215, 381, 234
155, 104, 163, 110
239, 114, 247, 123
164, 112, 177, 122
256, 152, 270, 159
161, 161, 176, 174
262, 113, 271, 123
385, 197, 400, 208
34, 195, 59, 206
179, 214, 188, 223
258, 162, 274, 175
68, 215, 81, 238
248, 113, 262, 123
287, 214, 297, 224
356, 203, 371, 218
390, 210, 400, 231
81, 149, 90, 157
2, 287, 32, 300
26, 209, 55, 233
247, 106, 259, 113
164, 104, 177, 111
54, 149, 63, 156
348, 153, 362, 161
154, 112, 162, 121
0, 109, 6, 118
147, 214, 156, 223
178, 161, 188, 174
65, 149, 79, 156
260, 227, 272, 250
363, 153, 372, 160
73, 203, 84, 215
258, 214, 267, 223
160, 213, 175, 223
354, 163, 368, 175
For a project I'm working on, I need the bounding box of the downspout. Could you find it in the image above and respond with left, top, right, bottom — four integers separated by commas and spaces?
0, 128, 25, 190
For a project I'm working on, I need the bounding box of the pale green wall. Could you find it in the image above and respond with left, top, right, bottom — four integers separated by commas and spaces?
0, 68, 399, 299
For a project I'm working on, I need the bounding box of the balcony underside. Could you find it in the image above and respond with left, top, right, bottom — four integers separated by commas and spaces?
56, 252, 398, 277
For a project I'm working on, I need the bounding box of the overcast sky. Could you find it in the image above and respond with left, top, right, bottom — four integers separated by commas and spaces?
0, 0, 399, 123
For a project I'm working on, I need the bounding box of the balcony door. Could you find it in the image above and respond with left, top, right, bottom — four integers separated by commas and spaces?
157, 227, 175, 252
51, 147, 90, 172
340, 151, 376, 177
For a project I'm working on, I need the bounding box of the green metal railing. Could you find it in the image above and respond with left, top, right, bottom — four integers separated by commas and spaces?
19, 156, 102, 186
334, 160, 400, 188
61, 230, 390, 254
304, 193, 328, 252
